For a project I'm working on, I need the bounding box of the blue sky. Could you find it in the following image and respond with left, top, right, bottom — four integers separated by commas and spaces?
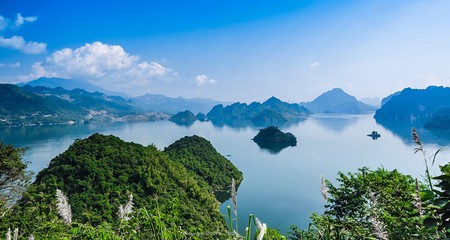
0, 0, 450, 102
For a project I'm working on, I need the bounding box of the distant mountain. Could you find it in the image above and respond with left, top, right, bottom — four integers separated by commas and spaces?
360, 97, 381, 107
375, 86, 450, 126
18, 77, 129, 98
133, 94, 224, 114
0, 84, 160, 127
300, 88, 377, 114
206, 96, 309, 126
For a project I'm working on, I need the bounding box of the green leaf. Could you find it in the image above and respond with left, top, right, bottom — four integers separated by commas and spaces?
424, 218, 440, 228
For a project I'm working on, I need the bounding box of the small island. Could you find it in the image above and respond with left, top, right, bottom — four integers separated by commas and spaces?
169, 110, 196, 125
252, 126, 297, 153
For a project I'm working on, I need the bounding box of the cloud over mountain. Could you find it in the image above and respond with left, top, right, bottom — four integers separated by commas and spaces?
30, 42, 172, 94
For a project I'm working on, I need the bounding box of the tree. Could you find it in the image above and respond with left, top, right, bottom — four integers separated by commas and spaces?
0, 142, 30, 217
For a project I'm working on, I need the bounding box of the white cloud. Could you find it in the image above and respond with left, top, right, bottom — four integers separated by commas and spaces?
14, 13, 37, 27
194, 74, 217, 86
310, 62, 320, 69
29, 42, 172, 93
0, 62, 20, 68
0, 35, 47, 54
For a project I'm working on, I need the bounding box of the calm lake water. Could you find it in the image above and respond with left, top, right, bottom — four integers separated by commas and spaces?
1, 113, 450, 234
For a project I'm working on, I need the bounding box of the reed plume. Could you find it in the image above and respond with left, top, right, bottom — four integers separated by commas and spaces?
6, 228, 10, 240
56, 189, 72, 225
412, 128, 434, 191
231, 178, 238, 233
321, 175, 328, 201
414, 178, 424, 217
118, 194, 134, 220
369, 192, 389, 240
255, 217, 267, 240
12, 228, 18, 240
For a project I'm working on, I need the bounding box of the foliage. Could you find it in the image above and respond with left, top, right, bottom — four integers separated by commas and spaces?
0, 142, 31, 217
164, 135, 243, 195
1, 133, 231, 237
289, 168, 439, 239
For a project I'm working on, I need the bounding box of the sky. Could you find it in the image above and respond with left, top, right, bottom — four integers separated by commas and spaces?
0, 0, 450, 103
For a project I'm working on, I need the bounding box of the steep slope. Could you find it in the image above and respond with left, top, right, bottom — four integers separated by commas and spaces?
300, 88, 377, 114
6, 134, 228, 234
374, 86, 450, 124
164, 135, 243, 193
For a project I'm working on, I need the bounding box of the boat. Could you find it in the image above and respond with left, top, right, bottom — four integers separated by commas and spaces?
367, 131, 381, 139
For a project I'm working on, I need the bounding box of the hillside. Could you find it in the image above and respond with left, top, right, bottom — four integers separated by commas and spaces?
300, 88, 377, 114
0, 84, 159, 127
206, 96, 309, 126
3, 134, 233, 236
164, 135, 243, 195
374, 86, 450, 126
133, 93, 223, 114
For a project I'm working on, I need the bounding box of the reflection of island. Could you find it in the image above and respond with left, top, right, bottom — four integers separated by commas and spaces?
253, 126, 297, 154
309, 114, 359, 133
367, 131, 381, 140
375, 118, 450, 146
210, 117, 306, 131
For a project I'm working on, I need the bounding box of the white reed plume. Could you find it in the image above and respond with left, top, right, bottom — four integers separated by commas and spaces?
369, 192, 389, 240
6, 228, 11, 240
56, 189, 72, 225
28, 234, 35, 240
118, 194, 134, 221
414, 178, 424, 217
255, 217, 267, 240
231, 178, 237, 216
13, 228, 18, 240
321, 175, 328, 201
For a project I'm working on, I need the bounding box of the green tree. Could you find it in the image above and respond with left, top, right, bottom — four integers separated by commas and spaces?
290, 168, 439, 239
0, 142, 30, 217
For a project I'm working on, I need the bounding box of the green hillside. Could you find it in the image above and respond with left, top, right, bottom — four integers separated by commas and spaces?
2, 134, 231, 237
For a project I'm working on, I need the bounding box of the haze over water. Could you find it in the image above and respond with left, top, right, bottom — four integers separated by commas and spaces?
1, 113, 448, 234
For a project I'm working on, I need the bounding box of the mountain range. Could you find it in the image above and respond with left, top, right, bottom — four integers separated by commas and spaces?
300, 88, 377, 114
206, 96, 309, 126
375, 86, 450, 130
0, 84, 165, 127
19, 77, 224, 115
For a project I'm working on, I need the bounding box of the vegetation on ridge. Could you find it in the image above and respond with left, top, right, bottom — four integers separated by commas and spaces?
1, 134, 236, 238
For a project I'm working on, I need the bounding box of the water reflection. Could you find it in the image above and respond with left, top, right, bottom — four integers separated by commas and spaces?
309, 114, 359, 133
375, 118, 450, 146
209, 118, 307, 131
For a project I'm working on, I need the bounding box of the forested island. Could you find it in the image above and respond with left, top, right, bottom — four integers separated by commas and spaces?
253, 126, 297, 153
